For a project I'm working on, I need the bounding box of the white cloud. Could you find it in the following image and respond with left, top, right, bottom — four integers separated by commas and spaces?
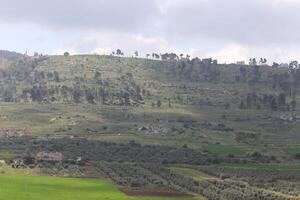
52, 31, 180, 57
203, 44, 249, 64
201, 44, 300, 64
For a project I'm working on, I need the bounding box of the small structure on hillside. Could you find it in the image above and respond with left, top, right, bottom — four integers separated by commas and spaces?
279, 113, 300, 122
36, 152, 63, 162
279, 114, 294, 122
49, 118, 57, 123
138, 125, 169, 135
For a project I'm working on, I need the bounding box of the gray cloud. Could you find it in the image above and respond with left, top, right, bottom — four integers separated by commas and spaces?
0, 0, 161, 32
0, 0, 300, 61
162, 0, 300, 46
1, 0, 299, 46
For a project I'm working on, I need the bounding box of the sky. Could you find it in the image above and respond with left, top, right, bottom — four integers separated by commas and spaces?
0, 0, 300, 63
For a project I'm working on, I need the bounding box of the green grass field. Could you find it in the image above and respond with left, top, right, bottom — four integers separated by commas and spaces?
210, 163, 300, 171
0, 174, 200, 200
203, 144, 247, 156
283, 146, 300, 154
169, 167, 214, 181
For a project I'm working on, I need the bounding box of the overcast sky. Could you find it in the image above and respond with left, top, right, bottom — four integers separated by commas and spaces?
0, 0, 300, 63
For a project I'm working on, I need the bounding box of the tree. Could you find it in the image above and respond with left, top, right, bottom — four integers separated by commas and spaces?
272, 62, 279, 68
161, 53, 178, 61
259, 58, 267, 65
64, 52, 70, 56
73, 89, 81, 103
85, 90, 95, 104
94, 71, 101, 81
186, 54, 191, 60
291, 100, 297, 111
3, 89, 13, 102
99, 88, 107, 104
253, 65, 261, 82
246, 94, 252, 108
270, 97, 277, 111
249, 58, 257, 65
295, 153, 300, 160
152, 53, 160, 59
53, 71, 60, 82
263, 58, 267, 64
157, 100, 162, 107
23, 154, 35, 165
160, 53, 168, 60
278, 93, 286, 111
134, 51, 138, 57
239, 100, 245, 109
289, 60, 299, 69
124, 92, 130, 106
116, 49, 123, 56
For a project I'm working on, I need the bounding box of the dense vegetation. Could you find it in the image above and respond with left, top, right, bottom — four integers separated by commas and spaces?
0, 137, 245, 164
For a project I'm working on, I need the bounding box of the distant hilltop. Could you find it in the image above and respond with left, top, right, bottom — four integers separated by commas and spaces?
0, 49, 298, 68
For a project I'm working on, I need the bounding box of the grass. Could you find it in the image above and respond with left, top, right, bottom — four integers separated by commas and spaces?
169, 167, 214, 181
203, 144, 247, 156
0, 101, 298, 162
283, 146, 300, 154
0, 102, 294, 159
210, 163, 300, 171
0, 165, 33, 175
0, 173, 201, 200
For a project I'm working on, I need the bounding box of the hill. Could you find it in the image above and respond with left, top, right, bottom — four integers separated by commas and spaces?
0, 50, 299, 199
0, 52, 299, 157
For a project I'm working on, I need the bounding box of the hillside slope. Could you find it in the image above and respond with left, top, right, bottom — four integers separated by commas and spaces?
0, 51, 299, 162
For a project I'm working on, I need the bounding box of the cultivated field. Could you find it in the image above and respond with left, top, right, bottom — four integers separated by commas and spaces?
0, 173, 200, 200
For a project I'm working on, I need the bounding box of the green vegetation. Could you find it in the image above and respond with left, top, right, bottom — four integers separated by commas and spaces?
0, 52, 299, 160
203, 144, 247, 156
210, 163, 300, 171
195, 165, 300, 197
169, 166, 214, 181
0, 174, 199, 200
142, 164, 292, 200
283, 146, 300, 154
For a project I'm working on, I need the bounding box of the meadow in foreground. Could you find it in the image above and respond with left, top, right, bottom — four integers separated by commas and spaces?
0, 173, 200, 200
